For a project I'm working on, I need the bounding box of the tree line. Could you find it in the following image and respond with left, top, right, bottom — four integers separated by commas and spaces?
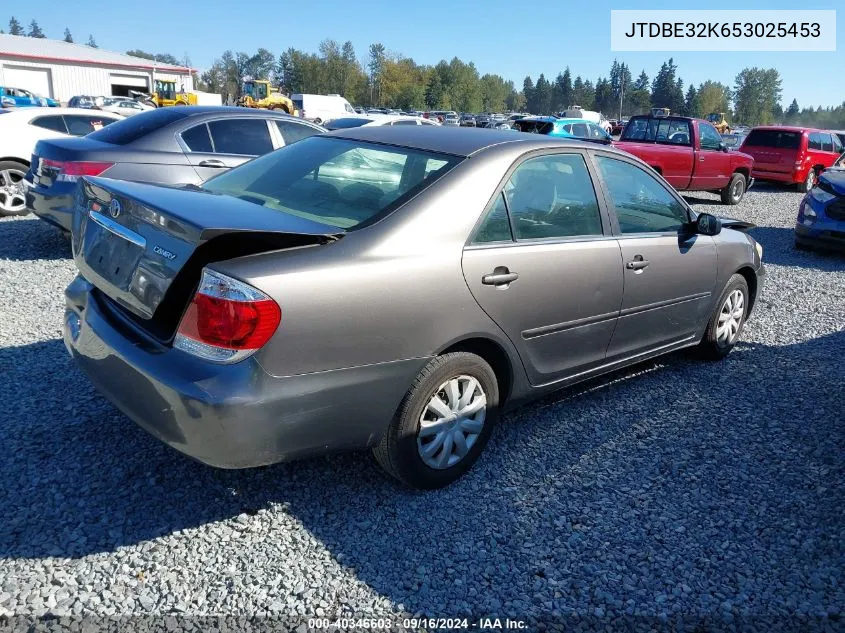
3, 16, 96, 47
196, 43, 843, 128
3, 18, 843, 129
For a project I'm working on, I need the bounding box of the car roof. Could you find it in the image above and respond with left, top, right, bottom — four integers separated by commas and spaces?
327, 125, 603, 157
749, 125, 816, 133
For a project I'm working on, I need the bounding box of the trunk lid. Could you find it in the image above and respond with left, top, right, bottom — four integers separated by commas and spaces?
73, 176, 343, 330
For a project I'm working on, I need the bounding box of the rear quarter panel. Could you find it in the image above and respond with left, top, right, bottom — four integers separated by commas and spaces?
211, 149, 529, 380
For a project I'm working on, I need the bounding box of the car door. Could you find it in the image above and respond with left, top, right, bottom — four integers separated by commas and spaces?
462, 151, 623, 386
592, 153, 718, 360
695, 120, 732, 189
182, 118, 275, 181
816, 132, 840, 169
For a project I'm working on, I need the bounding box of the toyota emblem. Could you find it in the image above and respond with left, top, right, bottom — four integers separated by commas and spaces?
108, 199, 121, 219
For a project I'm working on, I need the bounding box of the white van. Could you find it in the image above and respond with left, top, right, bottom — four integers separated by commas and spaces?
291, 94, 356, 124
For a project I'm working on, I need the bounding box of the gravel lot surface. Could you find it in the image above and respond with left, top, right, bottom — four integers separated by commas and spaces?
0, 184, 842, 631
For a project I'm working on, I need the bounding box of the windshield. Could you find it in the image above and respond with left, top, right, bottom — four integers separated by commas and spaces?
87, 107, 190, 145
707, 113, 720, 122
201, 137, 463, 229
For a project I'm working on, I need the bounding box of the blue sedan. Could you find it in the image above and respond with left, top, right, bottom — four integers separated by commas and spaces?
795, 162, 845, 252
0, 86, 59, 108
512, 117, 612, 144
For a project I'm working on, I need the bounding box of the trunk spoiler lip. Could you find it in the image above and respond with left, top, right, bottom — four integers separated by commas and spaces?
81, 176, 347, 243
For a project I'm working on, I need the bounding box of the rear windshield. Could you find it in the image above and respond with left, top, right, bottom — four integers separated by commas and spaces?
743, 129, 801, 149
201, 136, 462, 229
86, 107, 191, 145
513, 120, 554, 135
325, 117, 373, 130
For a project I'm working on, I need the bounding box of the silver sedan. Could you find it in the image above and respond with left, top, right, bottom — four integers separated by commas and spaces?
64, 127, 765, 489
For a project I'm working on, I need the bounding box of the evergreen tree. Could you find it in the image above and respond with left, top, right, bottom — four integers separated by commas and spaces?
28, 19, 45, 38
8, 17, 24, 35
63, 28, 73, 43
87, 34, 97, 48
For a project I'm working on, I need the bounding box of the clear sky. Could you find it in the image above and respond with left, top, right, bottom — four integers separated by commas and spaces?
22, 0, 844, 108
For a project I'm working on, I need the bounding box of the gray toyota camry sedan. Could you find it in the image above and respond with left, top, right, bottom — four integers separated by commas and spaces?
64, 127, 765, 489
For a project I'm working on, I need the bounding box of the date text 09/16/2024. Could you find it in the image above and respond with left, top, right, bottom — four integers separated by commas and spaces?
308, 617, 528, 630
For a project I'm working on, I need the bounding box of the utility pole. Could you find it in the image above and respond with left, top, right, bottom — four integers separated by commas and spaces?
619, 80, 624, 120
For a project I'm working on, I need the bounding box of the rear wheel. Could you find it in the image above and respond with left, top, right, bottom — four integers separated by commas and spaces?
720, 173, 746, 205
698, 274, 749, 360
0, 160, 28, 216
374, 352, 499, 489
798, 168, 817, 193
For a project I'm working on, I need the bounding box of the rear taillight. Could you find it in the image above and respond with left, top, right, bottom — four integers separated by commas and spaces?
174, 269, 281, 364
41, 158, 114, 182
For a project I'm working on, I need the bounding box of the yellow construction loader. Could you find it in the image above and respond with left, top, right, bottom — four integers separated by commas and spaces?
706, 112, 732, 134
237, 80, 298, 115
131, 80, 197, 107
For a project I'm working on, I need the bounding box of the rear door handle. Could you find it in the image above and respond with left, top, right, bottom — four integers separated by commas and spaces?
626, 260, 650, 270
198, 159, 226, 168
482, 267, 519, 286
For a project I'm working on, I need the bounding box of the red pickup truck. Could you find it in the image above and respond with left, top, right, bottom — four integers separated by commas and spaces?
614, 114, 754, 205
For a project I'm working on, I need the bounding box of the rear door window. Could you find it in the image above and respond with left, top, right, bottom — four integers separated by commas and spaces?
274, 119, 321, 145
833, 135, 843, 154
208, 118, 273, 155
30, 115, 68, 134
180, 123, 214, 153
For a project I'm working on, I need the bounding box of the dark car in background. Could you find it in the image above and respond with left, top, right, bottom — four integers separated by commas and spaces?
796, 167, 845, 251
25, 106, 325, 232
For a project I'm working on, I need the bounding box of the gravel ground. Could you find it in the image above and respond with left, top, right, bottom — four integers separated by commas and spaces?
0, 183, 843, 632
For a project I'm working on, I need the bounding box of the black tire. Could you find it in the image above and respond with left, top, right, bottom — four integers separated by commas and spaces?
794, 237, 813, 251
373, 352, 500, 489
698, 274, 749, 360
720, 173, 746, 205
798, 168, 817, 193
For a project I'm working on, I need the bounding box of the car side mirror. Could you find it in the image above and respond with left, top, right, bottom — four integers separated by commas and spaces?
696, 213, 722, 236
720, 142, 729, 152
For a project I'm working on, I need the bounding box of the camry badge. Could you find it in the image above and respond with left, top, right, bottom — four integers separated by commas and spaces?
153, 245, 177, 261
108, 199, 121, 218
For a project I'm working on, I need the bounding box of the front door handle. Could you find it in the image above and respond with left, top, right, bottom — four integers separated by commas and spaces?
198, 159, 226, 168
626, 259, 650, 271
482, 266, 519, 286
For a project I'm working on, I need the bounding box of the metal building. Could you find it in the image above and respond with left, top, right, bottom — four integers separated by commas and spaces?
0, 34, 194, 103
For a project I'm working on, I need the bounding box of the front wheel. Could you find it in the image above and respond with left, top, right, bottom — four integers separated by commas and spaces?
720, 173, 746, 205
373, 352, 499, 489
698, 274, 749, 360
